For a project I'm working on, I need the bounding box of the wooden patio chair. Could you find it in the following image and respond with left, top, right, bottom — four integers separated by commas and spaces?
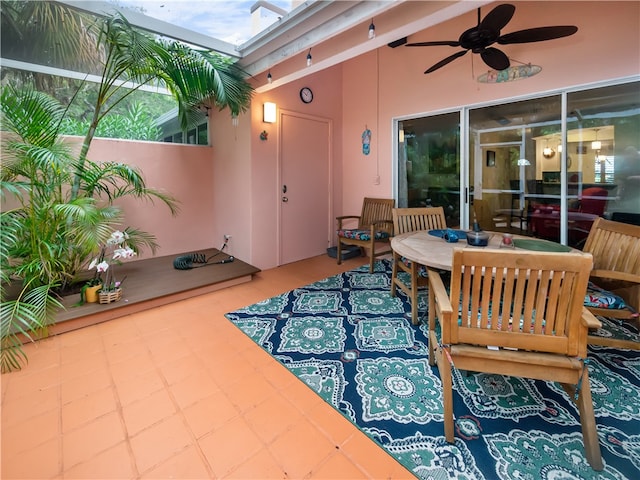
390, 207, 446, 325
428, 249, 603, 470
336, 197, 395, 273
582, 217, 640, 349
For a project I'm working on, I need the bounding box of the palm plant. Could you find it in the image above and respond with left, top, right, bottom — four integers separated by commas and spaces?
0, 87, 173, 371
1, 7, 253, 372
71, 12, 252, 199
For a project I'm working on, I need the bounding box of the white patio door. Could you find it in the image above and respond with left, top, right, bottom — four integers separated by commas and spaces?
279, 111, 331, 265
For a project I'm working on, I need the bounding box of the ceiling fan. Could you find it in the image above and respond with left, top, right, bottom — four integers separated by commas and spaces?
406, 4, 578, 74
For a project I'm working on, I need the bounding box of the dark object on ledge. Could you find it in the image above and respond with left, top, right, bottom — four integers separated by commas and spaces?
327, 245, 361, 261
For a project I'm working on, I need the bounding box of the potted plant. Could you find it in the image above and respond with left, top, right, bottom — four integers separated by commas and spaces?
87, 229, 137, 304
1, 8, 253, 372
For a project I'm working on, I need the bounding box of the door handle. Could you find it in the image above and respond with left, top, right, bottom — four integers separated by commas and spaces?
282, 185, 287, 194
282, 196, 288, 202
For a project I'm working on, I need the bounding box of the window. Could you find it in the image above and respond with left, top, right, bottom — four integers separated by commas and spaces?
159, 113, 209, 145
397, 112, 460, 226
395, 80, 640, 246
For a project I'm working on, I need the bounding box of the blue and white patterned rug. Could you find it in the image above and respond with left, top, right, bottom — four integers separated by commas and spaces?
225, 260, 640, 479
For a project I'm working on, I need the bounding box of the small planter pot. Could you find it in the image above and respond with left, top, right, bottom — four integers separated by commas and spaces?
84, 285, 102, 303
99, 288, 122, 304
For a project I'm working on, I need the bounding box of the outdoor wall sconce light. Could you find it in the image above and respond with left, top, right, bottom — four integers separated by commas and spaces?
263, 102, 276, 123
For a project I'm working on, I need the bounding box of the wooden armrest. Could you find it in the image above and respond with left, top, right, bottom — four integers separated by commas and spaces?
591, 270, 640, 285
581, 307, 602, 330
428, 269, 453, 314
336, 215, 360, 229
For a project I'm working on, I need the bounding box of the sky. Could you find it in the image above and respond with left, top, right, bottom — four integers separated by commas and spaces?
117, 0, 293, 45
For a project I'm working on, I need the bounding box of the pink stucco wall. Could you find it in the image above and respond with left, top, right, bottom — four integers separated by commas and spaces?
206, 63, 344, 269
84, 138, 215, 260
60, 1, 639, 271
207, 109, 253, 262
174, 2, 640, 268
340, 1, 640, 217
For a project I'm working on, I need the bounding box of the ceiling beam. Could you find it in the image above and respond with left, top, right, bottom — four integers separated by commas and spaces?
238, 1, 398, 74
252, 1, 490, 92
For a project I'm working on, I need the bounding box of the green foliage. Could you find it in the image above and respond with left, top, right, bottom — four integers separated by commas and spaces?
0, 281, 63, 374
1, 6, 253, 373
0, 87, 175, 372
60, 102, 162, 140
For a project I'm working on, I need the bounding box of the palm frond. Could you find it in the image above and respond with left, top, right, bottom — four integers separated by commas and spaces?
0, 282, 62, 373
1, 86, 67, 146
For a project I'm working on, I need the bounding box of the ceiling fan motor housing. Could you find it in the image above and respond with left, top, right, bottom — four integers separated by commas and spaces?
460, 26, 500, 53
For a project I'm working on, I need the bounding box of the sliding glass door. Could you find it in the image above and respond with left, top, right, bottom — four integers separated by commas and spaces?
469, 95, 562, 239
565, 83, 640, 239
395, 79, 639, 247
397, 112, 460, 226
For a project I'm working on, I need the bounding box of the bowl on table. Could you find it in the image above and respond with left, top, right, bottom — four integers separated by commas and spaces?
466, 229, 490, 247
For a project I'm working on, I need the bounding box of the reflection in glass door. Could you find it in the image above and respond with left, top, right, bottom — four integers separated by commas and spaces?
469, 95, 563, 241
397, 112, 461, 226
471, 129, 527, 233
395, 80, 638, 247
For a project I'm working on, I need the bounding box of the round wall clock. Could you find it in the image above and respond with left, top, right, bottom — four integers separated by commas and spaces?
300, 87, 313, 104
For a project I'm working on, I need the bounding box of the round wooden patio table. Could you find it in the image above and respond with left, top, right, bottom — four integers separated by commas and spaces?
391, 230, 530, 271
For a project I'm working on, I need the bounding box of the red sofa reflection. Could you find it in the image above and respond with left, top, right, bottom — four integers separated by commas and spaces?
529, 187, 609, 247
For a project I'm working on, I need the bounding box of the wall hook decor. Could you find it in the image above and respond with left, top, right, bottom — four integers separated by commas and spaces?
362, 126, 371, 155
260, 130, 268, 141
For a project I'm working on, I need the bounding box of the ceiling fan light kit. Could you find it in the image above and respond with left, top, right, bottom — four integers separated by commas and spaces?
406, 3, 578, 74
543, 146, 556, 158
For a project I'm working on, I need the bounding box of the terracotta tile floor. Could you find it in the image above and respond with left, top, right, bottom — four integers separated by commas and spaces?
1, 254, 414, 479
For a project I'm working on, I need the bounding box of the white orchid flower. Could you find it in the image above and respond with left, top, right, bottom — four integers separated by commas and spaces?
96, 261, 109, 272
113, 247, 136, 260
107, 230, 126, 245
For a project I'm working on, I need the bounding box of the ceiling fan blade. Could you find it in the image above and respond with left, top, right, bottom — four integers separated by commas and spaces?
498, 26, 578, 44
481, 47, 510, 70
424, 50, 468, 74
406, 40, 460, 47
480, 4, 516, 31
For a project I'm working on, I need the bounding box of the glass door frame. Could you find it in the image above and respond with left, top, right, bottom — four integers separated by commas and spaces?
393, 77, 639, 245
